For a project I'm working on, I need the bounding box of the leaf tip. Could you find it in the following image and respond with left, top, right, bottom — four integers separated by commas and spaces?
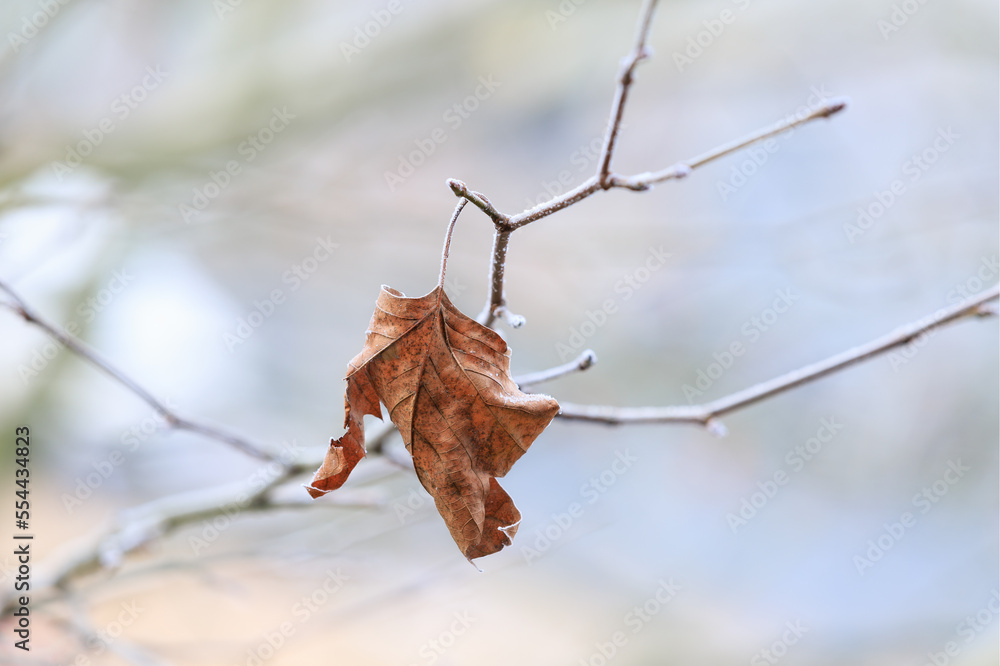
303, 483, 330, 500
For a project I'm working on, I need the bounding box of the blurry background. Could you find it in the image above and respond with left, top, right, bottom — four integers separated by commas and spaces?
0, 0, 997, 664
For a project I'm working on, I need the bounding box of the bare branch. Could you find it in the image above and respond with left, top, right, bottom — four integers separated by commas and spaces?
597, 0, 659, 187
2, 461, 387, 615
0, 275, 423, 612
450, 0, 847, 328
0, 402, 408, 616
448, 179, 507, 227
515, 349, 597, 390
15, 287, 993, 613
0, 279, 279, 461
508, 178, 601, 229
476, 227, 512, 326
611, 97, 849, 191
557, 285, 1000, 427
976, 301, 998, 317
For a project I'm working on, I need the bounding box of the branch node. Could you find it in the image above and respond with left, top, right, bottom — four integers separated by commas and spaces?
577, 349, 598, 371
976, 302, 999, 317
704, 418, 729, 438
817, 96, 850, 118
447, 178, 509, 227
494, 306, 525, 329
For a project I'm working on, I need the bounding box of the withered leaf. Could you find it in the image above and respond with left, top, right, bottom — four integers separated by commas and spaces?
308, 285, 559, 559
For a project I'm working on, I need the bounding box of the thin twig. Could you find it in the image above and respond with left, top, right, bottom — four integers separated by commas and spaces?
515, 349, 597, 390
609, 97, 849, 191
0, 279, 278, 462
557, 286, 1000, 428
438, 199, 468, 288
504, 96, 847, 227
597, 0, 658, 187
448, 179, 506, 227
451, 0, 847, 327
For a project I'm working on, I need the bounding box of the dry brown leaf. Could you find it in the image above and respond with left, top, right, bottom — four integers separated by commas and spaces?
307, 284, 559, 559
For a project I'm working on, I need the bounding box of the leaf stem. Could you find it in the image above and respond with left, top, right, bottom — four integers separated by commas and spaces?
438, 199, 468, 289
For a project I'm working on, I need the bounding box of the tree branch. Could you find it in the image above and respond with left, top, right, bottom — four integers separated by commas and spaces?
0, 279, 279, 462
515, 349, 597, 390
0, 276, 417, 614
477, 227, 512, 325
608, 97, 848, 191
3, 0, 982, 640
597, 0, 658, 188
11, 287, 994, 614
449, 0, 848, 328
557, 286, 1000, 429
0, 460, 385, 615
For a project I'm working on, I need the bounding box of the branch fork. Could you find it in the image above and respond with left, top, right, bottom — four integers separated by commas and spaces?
448, 0, 847, 329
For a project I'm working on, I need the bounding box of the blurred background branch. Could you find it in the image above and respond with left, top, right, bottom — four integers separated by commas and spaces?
0, 279, 279, 463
